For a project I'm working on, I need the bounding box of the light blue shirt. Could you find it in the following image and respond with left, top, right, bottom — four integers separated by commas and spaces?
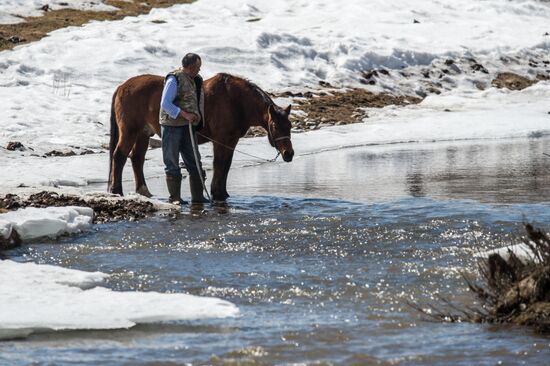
160, 75, 181, 119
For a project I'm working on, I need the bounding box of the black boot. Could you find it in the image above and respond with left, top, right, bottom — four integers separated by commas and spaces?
189, 173, 209, 204
166, 175, 187, 205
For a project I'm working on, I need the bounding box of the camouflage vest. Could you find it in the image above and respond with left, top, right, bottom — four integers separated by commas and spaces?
159, 69, 205, 127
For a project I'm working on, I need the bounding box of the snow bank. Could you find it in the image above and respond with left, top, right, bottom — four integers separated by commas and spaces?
0, 0, 117, 24
0, 206, 93, 241
0, 260, 239, 339
476, 243, 540, 264
0, 192, 182, 242
95, 191, 178, 210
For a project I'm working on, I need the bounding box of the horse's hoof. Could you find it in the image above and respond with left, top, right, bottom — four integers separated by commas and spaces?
170, 198, 188, 205
136, 185, 153, 198
109, 187, 123, 196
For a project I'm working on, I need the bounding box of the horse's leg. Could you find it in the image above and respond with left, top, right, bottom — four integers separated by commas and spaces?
211, 143, 235, 201
110, 132, 136, 196
220, 149, 234, 199
131, 132, 152, 197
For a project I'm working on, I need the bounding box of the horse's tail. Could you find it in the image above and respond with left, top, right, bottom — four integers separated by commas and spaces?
108, 89, 118, 189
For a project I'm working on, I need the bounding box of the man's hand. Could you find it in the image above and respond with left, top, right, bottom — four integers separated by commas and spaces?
179, 110, 198, 123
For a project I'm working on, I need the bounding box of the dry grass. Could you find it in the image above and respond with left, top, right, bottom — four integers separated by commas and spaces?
411, 224, 550, 334
291, 88, 421, 126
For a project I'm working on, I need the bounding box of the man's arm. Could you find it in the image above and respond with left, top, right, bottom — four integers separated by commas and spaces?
160, 75, 181, 119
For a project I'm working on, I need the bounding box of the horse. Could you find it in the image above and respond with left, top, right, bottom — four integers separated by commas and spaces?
108, 73, 294, 201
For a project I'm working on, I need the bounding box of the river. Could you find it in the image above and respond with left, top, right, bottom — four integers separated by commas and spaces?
2, 136, 550, 365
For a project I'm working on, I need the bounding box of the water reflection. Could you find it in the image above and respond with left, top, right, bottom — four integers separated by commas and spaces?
406, 172, 425, 197
223, 137, 550, 203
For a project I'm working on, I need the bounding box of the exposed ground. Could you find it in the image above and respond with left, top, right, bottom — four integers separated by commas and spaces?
246, 88, 423, 137
0, 0, 193, 52
492, 72, 549, 90
0, 191, 157, 224
285, 87, 421, 129
413, 224, 550, 334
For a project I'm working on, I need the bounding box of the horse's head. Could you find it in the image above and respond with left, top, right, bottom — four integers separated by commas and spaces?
266, 104, 294, 162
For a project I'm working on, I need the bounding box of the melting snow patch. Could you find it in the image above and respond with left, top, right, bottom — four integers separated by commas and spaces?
476, 243, 540, 264
0, 260, 239, 340
0, 206, 93, 241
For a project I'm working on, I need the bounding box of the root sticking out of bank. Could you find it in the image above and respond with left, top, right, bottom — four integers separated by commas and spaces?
412, 224, 550, 334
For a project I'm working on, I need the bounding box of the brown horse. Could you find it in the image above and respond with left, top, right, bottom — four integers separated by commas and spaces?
108, 73, 294, 201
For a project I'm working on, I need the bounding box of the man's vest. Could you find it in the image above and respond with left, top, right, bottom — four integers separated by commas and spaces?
159, 69, 205, 127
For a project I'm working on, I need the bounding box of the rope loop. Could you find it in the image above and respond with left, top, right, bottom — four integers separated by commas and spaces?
196, 132, 281, 163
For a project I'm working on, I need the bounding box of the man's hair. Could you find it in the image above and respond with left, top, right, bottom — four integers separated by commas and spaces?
182, 53, 201, 68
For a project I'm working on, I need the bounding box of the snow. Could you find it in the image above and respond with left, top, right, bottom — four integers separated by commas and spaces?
476, 243, 540, 264
0, 192, 233, 339
0, 191, 179, 241
0, 260, 239, 339
0, 1, 118, 25
0, 206, 93, 240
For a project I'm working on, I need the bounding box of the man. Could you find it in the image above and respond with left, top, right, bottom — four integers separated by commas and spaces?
159, 53, 207, 204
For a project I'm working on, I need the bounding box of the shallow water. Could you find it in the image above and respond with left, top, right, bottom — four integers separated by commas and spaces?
3, 137, 550, 365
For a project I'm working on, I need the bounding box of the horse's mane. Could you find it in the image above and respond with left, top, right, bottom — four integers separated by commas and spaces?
219, 73, 274, 107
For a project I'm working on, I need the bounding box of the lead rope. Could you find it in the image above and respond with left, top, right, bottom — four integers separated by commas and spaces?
189, 123, 213, 204
195, 131, 282, 163
190, 124, 290, 202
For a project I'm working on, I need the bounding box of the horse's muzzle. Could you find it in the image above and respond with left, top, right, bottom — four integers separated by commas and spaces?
282, 149, 294, 162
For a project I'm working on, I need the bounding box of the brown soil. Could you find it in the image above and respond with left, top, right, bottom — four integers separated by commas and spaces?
1, 191, 158, 251
0, 191, 157, 225
247, 88, 422, 137
0, 0, 193, 52
292, 89, 421, 127
491, 72, 537, 90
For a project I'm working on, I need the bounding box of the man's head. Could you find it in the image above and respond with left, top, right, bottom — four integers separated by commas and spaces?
182, 53, 201, 77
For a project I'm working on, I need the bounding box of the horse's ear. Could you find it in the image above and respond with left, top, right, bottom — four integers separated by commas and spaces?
284, 104, 291, 116
268, 104, 276, 118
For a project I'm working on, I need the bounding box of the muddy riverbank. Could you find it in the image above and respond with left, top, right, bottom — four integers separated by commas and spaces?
0, 191, 158, 224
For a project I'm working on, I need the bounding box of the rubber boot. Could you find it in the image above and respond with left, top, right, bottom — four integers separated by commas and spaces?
189, 173, 209, 204
166, 175, 186, 205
